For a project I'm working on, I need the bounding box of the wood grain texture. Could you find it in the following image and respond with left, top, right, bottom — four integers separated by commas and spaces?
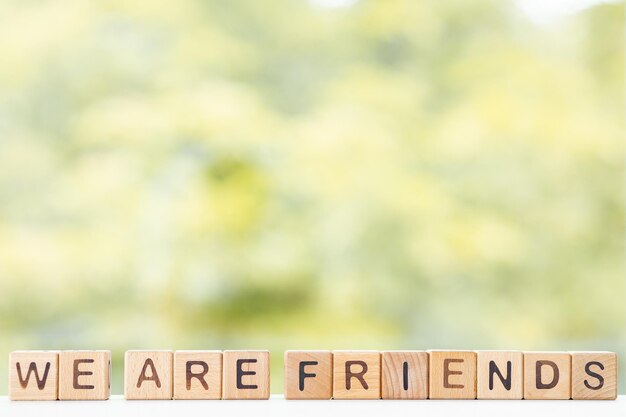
332, 351, 381, 399
222, 350, 270, 400
476, 351, 523, 399
381, 351, 428, 399
173, 351, 222, 400
571, 351, 617, 400
428, 350, 476, 399
284, 350, 332, 400
523, 352, 571, 400
9, 351, 59, 401
58, 351, 111, 400
124, 350, 173, 400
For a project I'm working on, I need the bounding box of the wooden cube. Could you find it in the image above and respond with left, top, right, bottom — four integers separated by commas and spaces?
284, 350, 333, 400
571, 351, 617, 400
222, 350, 270, 399
124, 350, 173, 400
332, 351, 381, 399
9, 351, 59, 401
429, 350, 476, 399
58, 351, 111, 400
476, 351, 523, 399
523, 352, 571, 399
381, 351, 428, 399
173, 350, 223, 400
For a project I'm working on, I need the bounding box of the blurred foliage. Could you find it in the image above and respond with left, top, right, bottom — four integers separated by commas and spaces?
0, 0, 623, 394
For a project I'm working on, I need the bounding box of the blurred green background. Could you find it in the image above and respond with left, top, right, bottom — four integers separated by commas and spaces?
0, 0, 623, 395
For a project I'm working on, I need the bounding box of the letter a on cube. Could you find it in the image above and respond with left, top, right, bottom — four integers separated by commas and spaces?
124, 350, 173, 400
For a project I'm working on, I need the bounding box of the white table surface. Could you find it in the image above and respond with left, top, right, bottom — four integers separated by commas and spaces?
1, 395, 624, 417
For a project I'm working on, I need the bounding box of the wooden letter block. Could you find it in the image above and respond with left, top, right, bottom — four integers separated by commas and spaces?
58, 350, 111, 400
284, 350, 332, 399
332, 351, 381, 399
9, 351, 59, 401
571, 351, 617, 400
523, 352, 571, 399
222, 350, 270, 399
173, 350, 222, 400
381, 351, 428, 399
476, 351, 523, 399
429, 350, 476, 399
125, 350, 173, 400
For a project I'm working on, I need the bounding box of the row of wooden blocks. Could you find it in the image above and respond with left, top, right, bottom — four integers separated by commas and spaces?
8, 350, 618, 401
